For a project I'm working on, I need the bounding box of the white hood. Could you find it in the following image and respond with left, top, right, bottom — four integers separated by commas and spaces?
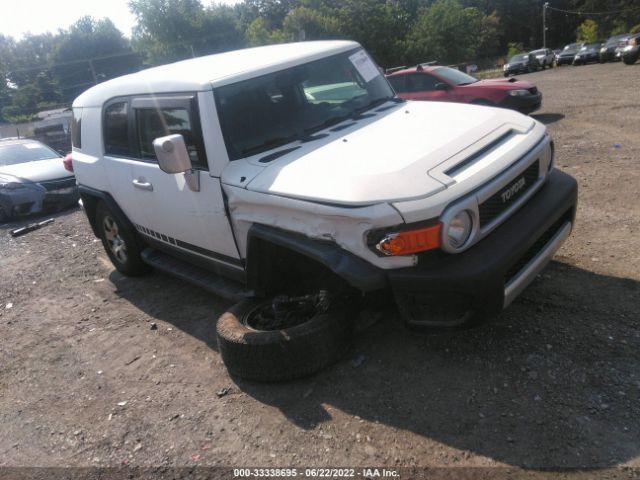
244, 101, 535, 206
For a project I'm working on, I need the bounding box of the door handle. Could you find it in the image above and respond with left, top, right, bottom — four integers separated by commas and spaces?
132, 179, 153, 191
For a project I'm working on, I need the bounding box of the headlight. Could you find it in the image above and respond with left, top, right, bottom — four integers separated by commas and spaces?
503, 64, 509, 70
0, 182, 26, 191
600, 47, 607, 52
446, 210, 473, 249
508, 89, 530, 97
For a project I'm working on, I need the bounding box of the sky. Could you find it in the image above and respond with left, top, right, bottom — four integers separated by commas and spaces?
0, 0, 241, 40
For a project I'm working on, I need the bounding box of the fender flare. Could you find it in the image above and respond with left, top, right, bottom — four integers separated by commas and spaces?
246, 223, 388, 293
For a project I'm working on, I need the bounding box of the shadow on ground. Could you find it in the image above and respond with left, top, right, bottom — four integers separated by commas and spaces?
108, 259, 640, 470
531, 113, 565, 125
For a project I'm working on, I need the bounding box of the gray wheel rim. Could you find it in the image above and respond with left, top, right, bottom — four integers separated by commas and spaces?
102, 215, 127, 264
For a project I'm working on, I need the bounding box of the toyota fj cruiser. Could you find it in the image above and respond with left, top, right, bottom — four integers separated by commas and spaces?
71, 41, 577, 381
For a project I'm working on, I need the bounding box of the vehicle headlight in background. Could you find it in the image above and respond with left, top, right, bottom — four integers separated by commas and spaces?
503, 64, 509, 70
0, 182, 26, 192
508, 89, 530, 97
600, 47, 607, 52
446, 210, 473, 249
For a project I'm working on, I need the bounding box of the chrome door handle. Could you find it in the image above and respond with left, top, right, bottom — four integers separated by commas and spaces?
132, 179, 153, 191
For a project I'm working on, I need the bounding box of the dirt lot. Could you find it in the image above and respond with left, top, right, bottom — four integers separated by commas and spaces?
1, 63, 639, 478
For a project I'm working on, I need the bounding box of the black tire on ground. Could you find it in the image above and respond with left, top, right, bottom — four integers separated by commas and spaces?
95, 202, 148, 276
471, 99, 493, 107
503, 72, 509, 77
216, 297, 354, 382
623, 52, 639, 65
0, 206, 8, 223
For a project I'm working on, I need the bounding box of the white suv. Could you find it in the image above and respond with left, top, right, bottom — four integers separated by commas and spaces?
71, 41, 577, 381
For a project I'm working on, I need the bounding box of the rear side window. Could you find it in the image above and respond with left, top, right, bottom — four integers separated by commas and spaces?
71, 108, 82, 149
406, 74, 438, 92
104, 102, 131, 156
135, 107, 204, 167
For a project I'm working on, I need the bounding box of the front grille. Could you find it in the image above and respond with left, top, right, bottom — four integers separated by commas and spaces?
528, 87, 538, 95
504, 211, 571, 285
38, 176, 76, 191
478, 160, 539, 227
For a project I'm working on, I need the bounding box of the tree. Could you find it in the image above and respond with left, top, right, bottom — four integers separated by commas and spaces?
129, 0, 245, 64
576, 19, 598, 43
405, 0, 498, 65
53, 17, 141, 102
282, 6, 340, 41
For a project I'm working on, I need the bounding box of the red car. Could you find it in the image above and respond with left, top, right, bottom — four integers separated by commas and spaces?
386, 64, 542, 114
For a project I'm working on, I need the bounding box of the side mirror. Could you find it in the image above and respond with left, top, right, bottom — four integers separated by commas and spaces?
152, 134, 200, 192
153, 134, 192, 174
435, 83, 450, 91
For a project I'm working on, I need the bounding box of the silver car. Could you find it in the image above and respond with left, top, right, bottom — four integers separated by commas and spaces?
0, 139, 78, 223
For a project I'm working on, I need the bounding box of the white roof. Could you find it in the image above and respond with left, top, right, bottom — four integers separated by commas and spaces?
73, 40, 360, 107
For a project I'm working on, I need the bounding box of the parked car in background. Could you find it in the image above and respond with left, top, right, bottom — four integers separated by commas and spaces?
622, 33, 640, 65
530, 48, 555, 68
0, 139, 78, 222
600, 34, 630, 62
386, 64, 542, 114
556, 43, 583, 65
503, 53, 541, 76
573, 43, 602, 65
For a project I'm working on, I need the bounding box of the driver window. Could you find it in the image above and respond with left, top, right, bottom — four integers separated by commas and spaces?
407, 74, 439, 92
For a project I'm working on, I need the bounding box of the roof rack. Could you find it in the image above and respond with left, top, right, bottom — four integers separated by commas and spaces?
385, 65, 406, 74
416, 61, 438, 71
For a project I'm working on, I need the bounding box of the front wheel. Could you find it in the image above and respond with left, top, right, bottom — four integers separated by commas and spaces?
96, 202, 148, 276
216, 293, 354, 382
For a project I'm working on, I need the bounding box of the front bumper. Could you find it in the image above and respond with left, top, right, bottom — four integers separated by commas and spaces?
499, 92, 542, 114
387, 169, 578, 327
556, 56, 575, 65
0, 188, 45, 219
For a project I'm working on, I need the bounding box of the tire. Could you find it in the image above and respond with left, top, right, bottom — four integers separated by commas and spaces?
216, 296, 354, 382
0, 205, 8, 224
95, 202, 148, 276
623, 52, 639, 65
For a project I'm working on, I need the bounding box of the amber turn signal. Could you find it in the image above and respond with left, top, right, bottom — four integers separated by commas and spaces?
375, 224, 442, 256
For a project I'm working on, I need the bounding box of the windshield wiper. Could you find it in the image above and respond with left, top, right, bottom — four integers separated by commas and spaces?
352, 96, 395, 116
241, 134, 300, 156
304, 115, 352, 136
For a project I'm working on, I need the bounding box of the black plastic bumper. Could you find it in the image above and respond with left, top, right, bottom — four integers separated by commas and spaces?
387, 169, 577, 326
499, 92, 542, 114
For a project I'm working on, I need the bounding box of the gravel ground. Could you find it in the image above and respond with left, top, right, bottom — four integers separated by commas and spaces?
1, 62, 639, 479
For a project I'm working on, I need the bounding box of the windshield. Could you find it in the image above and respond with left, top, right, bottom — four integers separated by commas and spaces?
0, 142, 61, 167
531, 49, 546, 55
432, 66, 478, 85
509, 54, 528, 63
215, 49, 395, 160
606, 35, 628, 46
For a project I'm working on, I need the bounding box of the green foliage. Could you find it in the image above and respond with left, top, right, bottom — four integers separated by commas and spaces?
507, 42, 524, 58
282, 6, 340, 41
405, 0, 499, 64
576, 19, 598, 43
630, 24, 640, 34
129, 0, 245, 64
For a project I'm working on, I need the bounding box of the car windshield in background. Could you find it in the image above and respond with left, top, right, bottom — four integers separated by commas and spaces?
432, 67, 478, 85
509, 54, 528, 63
531, 49, 546, 55
215, 49, 394, 160
0, 142, 61, 167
